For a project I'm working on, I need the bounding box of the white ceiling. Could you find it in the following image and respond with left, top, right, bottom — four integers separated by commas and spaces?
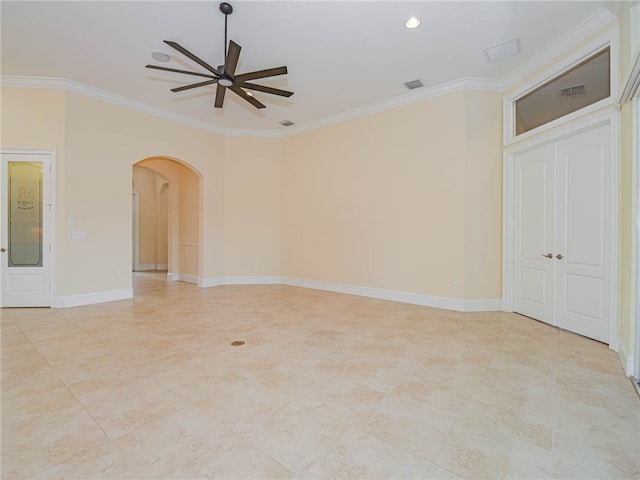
1, 1, 614, 133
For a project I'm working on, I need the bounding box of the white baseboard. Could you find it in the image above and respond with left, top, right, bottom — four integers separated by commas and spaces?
54, 288, 133, 308
177, 274, 198, 285
281, 277, 501, 312
198, 276, 224, 287
617, 336, 635, 377
198, 275, 282, 287
135, 263, 168, 271
134, 263, 156, 271
50, 276, 501, 313
224, 275, 282, 285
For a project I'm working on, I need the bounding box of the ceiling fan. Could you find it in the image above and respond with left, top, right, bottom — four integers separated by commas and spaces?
146, 2, 293, 109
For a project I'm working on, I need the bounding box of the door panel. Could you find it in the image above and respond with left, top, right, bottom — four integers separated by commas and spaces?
555, 124, 610, 342
1, 152, 52, 307
513, 123, 611, 343
514, 143, 555, 323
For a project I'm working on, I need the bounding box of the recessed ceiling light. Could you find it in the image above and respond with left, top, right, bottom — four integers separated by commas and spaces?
405, 17, 421, 29
151, 52, 170, 62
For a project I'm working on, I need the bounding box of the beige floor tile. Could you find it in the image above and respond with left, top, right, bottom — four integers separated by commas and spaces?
1, 272, 638, 479
300, 427, 431, 479
423, 463, 465, 479
109, 406, 233, 478
166, 434, 297, 479
296, 379, 386, 426
391, 377, 473, 416
552, 421, 640, 479
2, 385, 84, 429
1, 362, 67, 402
357, 395, 457, 461
80, 390, 187, 440
240, 401, 350, 472
434, 419, 552, 479
1, 409, 109, 478
195, 380, 292, 434
31, 444, 126, 480
459, 395, 554, 450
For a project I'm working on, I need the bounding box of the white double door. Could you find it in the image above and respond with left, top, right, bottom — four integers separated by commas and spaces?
514, 124, 611, 343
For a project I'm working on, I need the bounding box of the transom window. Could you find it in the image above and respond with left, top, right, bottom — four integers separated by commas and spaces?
515, 47, 611, 136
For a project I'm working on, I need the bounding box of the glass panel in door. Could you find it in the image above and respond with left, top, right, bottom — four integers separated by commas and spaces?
8, 162, 43, 267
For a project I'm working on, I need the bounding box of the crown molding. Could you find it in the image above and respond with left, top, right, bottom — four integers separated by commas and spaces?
1, 75, 503, 139
1, 75, 224, 134
1, 75, 281, 138
502, 8, 617, 92
1, 4, 617, 141
282, 77, 504, 137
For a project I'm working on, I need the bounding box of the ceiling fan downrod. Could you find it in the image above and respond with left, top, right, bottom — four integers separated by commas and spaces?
220, 2, 233, 60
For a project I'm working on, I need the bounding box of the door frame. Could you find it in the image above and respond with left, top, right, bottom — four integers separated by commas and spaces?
502, 110, 619, 350
635, 95, 640, 381
0, 148, 57, 307
132, 191, 140, 271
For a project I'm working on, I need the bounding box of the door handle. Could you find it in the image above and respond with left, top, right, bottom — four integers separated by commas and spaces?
541, 253, 553, 258
556, 254, 563, 259
0, 247, 6, 253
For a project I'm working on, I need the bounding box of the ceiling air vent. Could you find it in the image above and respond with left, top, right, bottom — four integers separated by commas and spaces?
404, 79, 424, 90
279, 120, 295, 127
560, 85, 586, 97
484, 38, 521, 63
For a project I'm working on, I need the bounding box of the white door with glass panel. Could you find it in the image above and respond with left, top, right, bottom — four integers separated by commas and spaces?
514, 124, 611, 343
1, 152, 52, 307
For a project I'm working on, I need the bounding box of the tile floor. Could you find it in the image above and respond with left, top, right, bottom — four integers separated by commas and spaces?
1, 272, 639, 479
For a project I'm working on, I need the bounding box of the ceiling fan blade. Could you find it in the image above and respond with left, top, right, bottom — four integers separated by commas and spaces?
171, 79, 218, 93
163, 40, 223, 76
224, 40, 241, 77
146, 65, 217, 79
214, 85, 227, 108
237, 82, 293, 97
230, 86, 266, 109
234, 66, 288, 82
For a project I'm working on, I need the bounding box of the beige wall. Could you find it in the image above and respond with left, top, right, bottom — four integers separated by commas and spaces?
2, 88, 226, 295
62, 91, 227, 294
1, 88, 69, 292
177, 164, 200, 277
223, 136, 282, 277
617, 1, 639, 360
463, 91, 503, 299
2, 86, 503, 302
282, 91, 503, 300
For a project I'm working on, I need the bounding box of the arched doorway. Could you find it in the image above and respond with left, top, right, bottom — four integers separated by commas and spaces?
132, 157, 201, 287
132, 166, 169, 272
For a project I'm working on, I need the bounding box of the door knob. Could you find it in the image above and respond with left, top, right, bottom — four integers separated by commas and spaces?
542, 253, 553, 258
556, 254, 563, 259
0, 247, 6, 253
